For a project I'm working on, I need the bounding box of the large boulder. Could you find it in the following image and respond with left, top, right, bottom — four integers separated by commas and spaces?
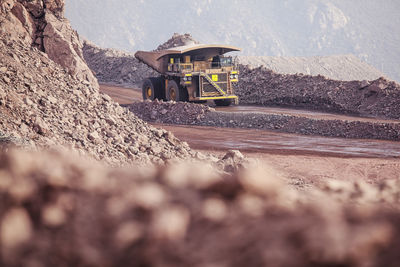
0, 0, 98, 89
43, 12, 98, 87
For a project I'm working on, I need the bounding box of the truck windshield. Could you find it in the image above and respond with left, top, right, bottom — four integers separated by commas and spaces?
220, 56, 233, 67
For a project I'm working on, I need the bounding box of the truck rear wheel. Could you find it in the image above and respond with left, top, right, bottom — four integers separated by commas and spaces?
214, 99, 232, 106
142, 77, 163, 100
166, 80, 188, 102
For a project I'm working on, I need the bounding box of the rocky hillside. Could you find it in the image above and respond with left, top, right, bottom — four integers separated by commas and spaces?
82, 39, 156, 86
0, 1, 193, 165
65, 0, 400, 82
0, 0, 97, 88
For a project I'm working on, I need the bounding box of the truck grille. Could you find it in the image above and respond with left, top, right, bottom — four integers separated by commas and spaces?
201, 73, 229, 96
203, 82, 228, 93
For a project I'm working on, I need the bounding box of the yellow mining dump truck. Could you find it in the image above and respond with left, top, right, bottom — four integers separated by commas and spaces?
135, 44, 241, 106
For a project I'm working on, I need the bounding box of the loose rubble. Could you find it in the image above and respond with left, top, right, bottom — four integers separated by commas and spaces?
130, 100, 400, 141
129, 99, 214, 125
82, 39, 157, 86
155, 32, 200, 51
236, 65, 400, 119
1, 148, 400, 267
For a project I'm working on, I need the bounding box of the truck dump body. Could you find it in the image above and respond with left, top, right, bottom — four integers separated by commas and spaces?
135, 44, 241, 74
135, 44, 241, 106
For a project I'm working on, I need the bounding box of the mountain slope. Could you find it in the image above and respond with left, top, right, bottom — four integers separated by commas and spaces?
65, 0, 400, 82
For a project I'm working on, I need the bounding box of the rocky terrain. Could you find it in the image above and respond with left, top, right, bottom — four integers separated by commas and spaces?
0, 1, 194, 165
155, 33, 200, 51
2, 2, 400, 266
129, 99, 214, 126
130, 100, 400, 141
237, 66, 400, 120
0, 0, 97, 88
1, 148, 400, 266
82, 39, 157, 87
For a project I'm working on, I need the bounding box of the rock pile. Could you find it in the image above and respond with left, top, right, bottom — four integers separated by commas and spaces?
0, 31, 192, 165
236, 65, 400, 119
82, 39, 157, 86
200, 111, 400, 141
0, 0, 97, 88
155, 32, 200, 51
129, 99, 213, 125
1, 148, 400, 267
129, 98, 400, 141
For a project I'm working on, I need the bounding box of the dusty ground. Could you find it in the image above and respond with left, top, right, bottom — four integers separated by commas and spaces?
100, 83, 400, 189
158, 124, 400, 188
99, 83, 142, 105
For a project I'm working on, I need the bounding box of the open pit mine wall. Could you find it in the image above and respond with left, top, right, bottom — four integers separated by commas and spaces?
0, 0, 98, 89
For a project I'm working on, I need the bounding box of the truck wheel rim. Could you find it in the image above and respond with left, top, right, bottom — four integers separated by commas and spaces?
146, 87, 152, 97
170, 89, 176, 100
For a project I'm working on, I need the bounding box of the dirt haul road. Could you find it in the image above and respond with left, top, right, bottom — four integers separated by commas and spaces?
100, 83, 400, 157
100, 83, 400, 186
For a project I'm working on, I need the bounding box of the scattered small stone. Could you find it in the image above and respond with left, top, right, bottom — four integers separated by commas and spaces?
3, 76, 10, 84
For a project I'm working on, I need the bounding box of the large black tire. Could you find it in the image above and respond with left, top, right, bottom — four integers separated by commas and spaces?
166, 80, 188, 102
214, 99, 232, 106
142, 77, 164, 100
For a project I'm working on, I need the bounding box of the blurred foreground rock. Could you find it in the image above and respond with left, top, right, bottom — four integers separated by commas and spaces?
0, 148, 400, 267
